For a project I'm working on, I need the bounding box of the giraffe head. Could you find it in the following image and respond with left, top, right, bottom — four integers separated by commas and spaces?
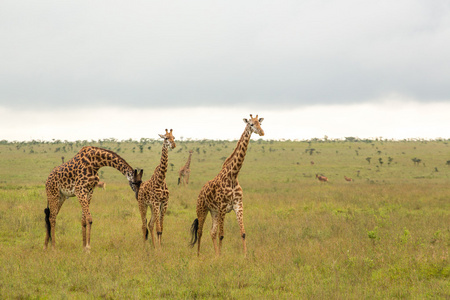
243, 114, 265, 136
159, 129, 176, 149
128, 168, 143, 194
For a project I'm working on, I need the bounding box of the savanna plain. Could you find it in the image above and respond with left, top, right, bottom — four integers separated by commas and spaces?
0, 138, 449, 299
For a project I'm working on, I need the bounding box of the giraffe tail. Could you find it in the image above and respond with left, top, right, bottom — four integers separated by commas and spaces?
44, 206, 51, 241
178, 177, 181, 185
189, 218, 199, 247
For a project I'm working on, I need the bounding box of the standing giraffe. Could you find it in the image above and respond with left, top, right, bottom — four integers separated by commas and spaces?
44, 146, 143, 250
189, 114, 264, 256
137, 129, 176, 249
178, 150, 193, 186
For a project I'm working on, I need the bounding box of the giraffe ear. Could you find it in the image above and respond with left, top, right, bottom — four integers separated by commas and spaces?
159, 134, 165, 139
259, 118, 264, 123
243, 118, 249, 124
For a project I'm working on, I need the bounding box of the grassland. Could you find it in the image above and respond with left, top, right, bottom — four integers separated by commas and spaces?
0, 138, 449, 299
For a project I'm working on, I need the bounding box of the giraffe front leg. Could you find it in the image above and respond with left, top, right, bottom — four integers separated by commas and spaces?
81, 214, 87, 248
138, 202, 148, 242
217, 210, 226, 256
78, 194, 93, 251
234, 200, 247, 257
148, 205, 158, 249
210, 211, 219, 256
158, 200, 169, 248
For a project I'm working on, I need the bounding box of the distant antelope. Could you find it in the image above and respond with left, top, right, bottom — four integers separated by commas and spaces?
316, 174, 328, 182
95, 181, 106, 190
344, 176, 353, 182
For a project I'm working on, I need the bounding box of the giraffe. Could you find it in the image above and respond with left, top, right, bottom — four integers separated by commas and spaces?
44, 146, 143, 250
178, 150, 193, 186
189, 114, 264, 256
137, 129, 176, 249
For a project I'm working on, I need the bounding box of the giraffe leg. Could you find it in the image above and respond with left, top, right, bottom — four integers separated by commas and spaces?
158, 201, 168, 248
195, 207, 208, 256
217, 210, 226, 256
148, 205, 158, 249
78, 193, 93, 251
138, 201, 148, 242
210, 211, 220, 256
234, 199, 247, 257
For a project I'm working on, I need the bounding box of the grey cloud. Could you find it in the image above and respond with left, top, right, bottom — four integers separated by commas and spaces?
1, 0, 450, 110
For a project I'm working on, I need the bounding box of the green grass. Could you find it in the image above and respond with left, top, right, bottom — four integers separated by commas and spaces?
0, 139, 449, 299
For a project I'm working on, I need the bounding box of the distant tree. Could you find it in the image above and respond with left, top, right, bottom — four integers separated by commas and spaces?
378, 158, 383, 166
388, 157, 394, 166
366, 157, 372, 164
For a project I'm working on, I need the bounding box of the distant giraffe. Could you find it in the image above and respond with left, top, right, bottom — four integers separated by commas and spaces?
316, 174, 328, 182
44, 146, 143, 250
178, 150, 193, 186
137, 129, 176, 249
190, 114, 264, 256
95, 181, 106, 190
344, 176, 353, 182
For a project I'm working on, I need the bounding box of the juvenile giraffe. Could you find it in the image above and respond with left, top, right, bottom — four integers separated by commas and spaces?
44, 146, 143, 250
189, 114, 264, 256
137, 129, 176, 249
178, 150, 193, 186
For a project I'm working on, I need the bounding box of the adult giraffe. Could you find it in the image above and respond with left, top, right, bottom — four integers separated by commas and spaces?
190, 114, 264, 256
137, 129, 176, 249
44, 146, 143, 251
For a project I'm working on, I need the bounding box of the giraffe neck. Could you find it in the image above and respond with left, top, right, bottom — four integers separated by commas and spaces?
152, 144, 169, 186
184, 152, 193, 169
83, 147, 133, 176
222, 125, 252, 177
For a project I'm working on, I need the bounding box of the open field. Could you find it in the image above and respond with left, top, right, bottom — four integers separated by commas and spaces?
0, 138, 449, 299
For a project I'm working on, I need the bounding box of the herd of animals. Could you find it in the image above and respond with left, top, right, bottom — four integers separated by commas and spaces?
43, 114, 353, 256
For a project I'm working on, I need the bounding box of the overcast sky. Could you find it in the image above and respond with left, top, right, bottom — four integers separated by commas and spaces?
1, 1, 449, 141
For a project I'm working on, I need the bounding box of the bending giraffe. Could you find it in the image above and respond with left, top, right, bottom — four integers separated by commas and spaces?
178, 150, 193, 186
137, 129, 176, 249
44, 146, 143, 250
189, 114, 264, 256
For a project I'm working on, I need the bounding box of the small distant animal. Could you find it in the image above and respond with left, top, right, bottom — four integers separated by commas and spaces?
316, 174, 328, 182
344, 176, 353, 182
95, 181, 106, 190
310, 161, 315, 165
